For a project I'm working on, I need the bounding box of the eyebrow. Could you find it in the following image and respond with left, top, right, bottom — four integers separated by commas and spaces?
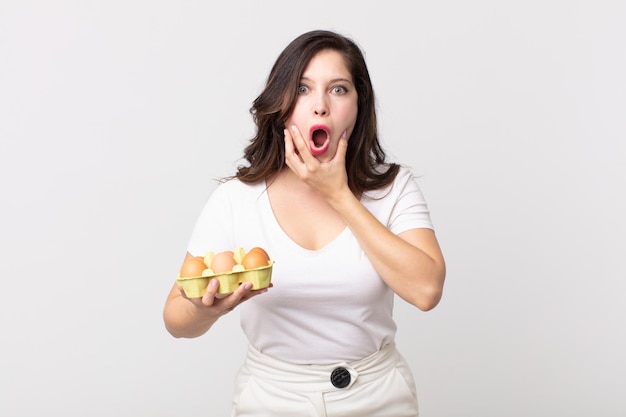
300, 76, 354, 85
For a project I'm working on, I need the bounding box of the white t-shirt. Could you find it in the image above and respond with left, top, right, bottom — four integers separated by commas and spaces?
187, 165, 434, 364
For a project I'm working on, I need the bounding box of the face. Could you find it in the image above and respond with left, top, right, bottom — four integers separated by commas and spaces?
286, 49, 358, 163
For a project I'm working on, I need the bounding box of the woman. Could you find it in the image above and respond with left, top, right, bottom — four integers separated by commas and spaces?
163, 30, 446, 416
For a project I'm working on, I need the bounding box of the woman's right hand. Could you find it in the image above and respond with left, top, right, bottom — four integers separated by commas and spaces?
179, 277, 269, 315
164, 261, 270, 338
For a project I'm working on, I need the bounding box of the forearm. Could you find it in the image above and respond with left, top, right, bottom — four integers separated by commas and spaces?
329, 191, 446, 311
163, 289, 220, 338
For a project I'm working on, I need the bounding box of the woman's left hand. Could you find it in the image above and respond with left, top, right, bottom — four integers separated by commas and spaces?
284, 125, 350, 201
285, 126, 445, 311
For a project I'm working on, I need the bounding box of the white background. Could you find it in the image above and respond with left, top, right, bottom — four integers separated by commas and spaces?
1, 1, 625, 416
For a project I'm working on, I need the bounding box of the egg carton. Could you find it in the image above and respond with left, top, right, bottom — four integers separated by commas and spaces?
176, 261, 274, 297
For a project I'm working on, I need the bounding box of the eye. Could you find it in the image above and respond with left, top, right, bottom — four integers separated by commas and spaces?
332, 85, 348, 95
297, 85, 309, 94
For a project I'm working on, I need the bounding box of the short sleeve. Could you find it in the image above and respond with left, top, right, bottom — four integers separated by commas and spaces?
387, 167, 434, 235
389, 170, 434, 234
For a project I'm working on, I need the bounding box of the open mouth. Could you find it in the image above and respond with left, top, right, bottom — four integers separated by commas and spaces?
309, 125, 330, 156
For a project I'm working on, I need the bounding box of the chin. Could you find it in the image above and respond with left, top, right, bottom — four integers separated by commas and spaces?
314, 150, 335, 163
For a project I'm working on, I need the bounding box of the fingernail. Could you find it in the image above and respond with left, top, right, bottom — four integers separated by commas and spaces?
243, 282, 252, 290
210, 279, 219, 288
284, 128, 288, 137
291, 125, 297, 131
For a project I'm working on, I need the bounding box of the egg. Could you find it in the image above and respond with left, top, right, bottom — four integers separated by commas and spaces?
179, 256, 207, 278
242, 250, 269, 270
210, 250, 237, 274
248, 246, 270, 262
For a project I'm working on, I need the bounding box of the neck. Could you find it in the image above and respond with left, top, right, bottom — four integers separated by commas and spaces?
270, 168, 320, 196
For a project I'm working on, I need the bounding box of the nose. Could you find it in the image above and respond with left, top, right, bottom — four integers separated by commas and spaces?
314, 106, 328, 116
313, 93, 329, 116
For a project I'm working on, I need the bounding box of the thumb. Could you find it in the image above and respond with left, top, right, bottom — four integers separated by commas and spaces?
334, 131, 349, 163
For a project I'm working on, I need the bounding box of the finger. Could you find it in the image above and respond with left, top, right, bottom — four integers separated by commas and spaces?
333, 130, 349, 164
233, 281, 253, 299
178, 285, 203, 305
283, 128, 299, 163
216, 281, 253, 312
284, 128, 294, 155
243, 282, 272, 299
177, 285, 189, 299
201, 278, 220, 307
284, 127, 304, 166
289, 125, 314, 163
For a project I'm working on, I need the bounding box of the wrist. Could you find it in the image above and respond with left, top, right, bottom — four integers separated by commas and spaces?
187, 299, 220, 324
326, 186, 359, 215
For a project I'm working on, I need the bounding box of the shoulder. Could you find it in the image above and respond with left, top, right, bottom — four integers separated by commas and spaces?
364, 164, 433, 231
364, 164, 419, 200
192, 178, 267, 232
212, 177, 266, 201
392, 165, 417, 186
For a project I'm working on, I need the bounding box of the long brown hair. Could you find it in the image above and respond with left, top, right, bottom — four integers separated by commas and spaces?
236, 30, 399, 195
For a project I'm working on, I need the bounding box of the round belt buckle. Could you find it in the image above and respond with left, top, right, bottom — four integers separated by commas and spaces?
330, 367, 351, 388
